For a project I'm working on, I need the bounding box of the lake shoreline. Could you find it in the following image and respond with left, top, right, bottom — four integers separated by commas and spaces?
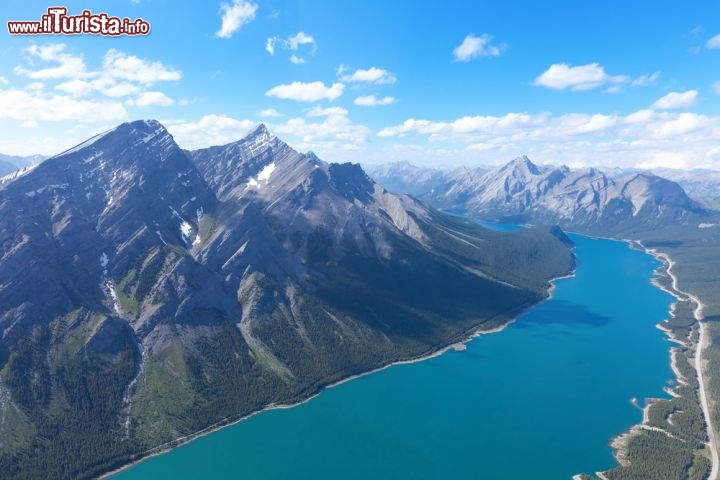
598, 240, 718, 479
101, 270, 574, 479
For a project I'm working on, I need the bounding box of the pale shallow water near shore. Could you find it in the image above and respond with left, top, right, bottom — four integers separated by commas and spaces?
114, 233, 674, 480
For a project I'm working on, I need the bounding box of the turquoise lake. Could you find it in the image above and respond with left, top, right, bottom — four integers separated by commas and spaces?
114, 234, 674, 479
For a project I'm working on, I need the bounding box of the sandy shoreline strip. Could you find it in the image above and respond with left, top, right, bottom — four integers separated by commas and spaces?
594, 239, 718, 479
101, 271, 574, 479
638, 242, 718, 480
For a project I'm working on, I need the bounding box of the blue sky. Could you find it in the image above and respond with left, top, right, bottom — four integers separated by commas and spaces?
1, 0, 720, 169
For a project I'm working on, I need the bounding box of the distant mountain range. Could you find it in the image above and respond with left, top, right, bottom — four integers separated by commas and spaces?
0, 121, 574, 479
0, 153, 45, 176
365, 161, 449, 196
648, 168, 720, 211
370, 156, 715, 236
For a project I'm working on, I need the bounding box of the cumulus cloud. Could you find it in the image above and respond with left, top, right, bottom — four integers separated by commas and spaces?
533, 63, 627, 91
266, 32, 317, 63
533, 63, 661, 93
15, 44, 180, 94
101, 49, 181, 84
126, 91, 174, 107
452, 34, 504, 62
55, 79, 94, 97
216, 0, 258, 39
266, 81, 345, 102
651, 90, 698, 110
272, 110, 371, 149
0, 88, 127, 122
265, 37, 276, 55
307, 106, 348, 117
289, 54, 305, 65
377, 109, 720, 169
354, 95, 396, 106
286, 32, 315, 51
14, 44, 90, 80
168, 110, 371, 156
101, 83, 142, 98
338, 66, 396, 84
8, 43, 181, 123
167, 115, 256, 149
258, 108, 283, 117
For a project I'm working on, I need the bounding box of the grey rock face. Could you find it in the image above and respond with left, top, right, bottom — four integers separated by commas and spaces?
423, 156, 712, 234
0, 121, 575, 479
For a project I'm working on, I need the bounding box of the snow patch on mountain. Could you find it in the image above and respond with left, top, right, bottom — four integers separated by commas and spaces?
257, 162, 276, 182
57, 126, 119, 157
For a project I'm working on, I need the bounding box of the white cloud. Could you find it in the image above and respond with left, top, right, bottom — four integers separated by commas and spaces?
265, 32, 317, 63
265, 38, 276, 55
286, 32, 315, 51
127, 91, 174, 107
168, 110, 371, 156
713, 81, 720, 94
707, 34, 720, 49
624, 109, 654, 124
17, 47, 180, 100
55, 79, 94, 97
354, 95, 396, 106
14, 44, 90, 80
339, 66, 396, 85
266, 81, 344, 102
290, 54, 305, 65
0, 88, 127, 122
272, 111, 371, 149
534, 63, 628, 91
376, 109, 720, 169
533, 64, 661, 93
101, 83, 141, 98
7, 44, 180, 124
636, 152, 688, 170
631, 71, 661, 87
452, 34, 504, 62
167, 115, 256, 149
0, 77, 8, 85
650, 112, 705, 137
307, 106, 348, 117
101, 49, 181, 85
651, 90, 698, 110
20, 120, 39, 128
258, 108, 283, 117
379, 113, 544, 140
216, 0, 258, 39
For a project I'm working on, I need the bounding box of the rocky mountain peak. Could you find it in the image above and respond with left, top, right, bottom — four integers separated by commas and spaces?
503, 155, 541, 176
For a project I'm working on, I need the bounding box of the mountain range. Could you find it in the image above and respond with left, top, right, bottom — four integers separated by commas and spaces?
0, 121, 575, 479
371, 156, 715, 236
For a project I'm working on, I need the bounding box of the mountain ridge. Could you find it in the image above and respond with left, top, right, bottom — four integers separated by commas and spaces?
372, 156, 713, 234
0, 120, 575, 479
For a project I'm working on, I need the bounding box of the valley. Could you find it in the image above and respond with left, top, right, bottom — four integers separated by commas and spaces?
371, 157, 720, 479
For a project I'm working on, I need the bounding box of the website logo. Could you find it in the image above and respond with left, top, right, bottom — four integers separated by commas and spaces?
7, 7, 150, 36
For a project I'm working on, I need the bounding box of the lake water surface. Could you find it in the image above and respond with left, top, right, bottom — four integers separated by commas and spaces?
114, 233, 674, 479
